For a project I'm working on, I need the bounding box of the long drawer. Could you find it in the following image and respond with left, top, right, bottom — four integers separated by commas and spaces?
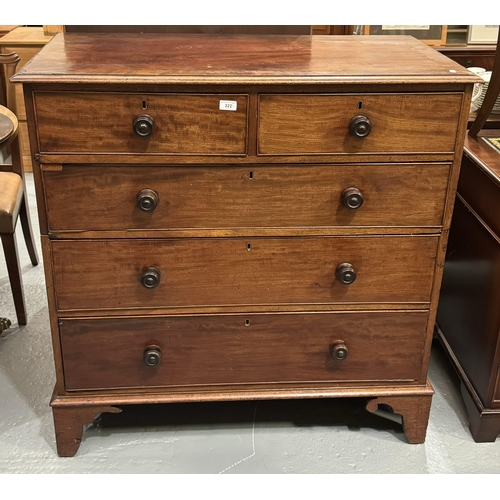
43, 163, 450, 231
59, 311, 429, 391
33, 92, 248, 155
258, 93, 462, 154
51, 236, 439, 311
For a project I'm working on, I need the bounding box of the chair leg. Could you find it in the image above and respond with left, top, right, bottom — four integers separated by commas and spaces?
1, 232, 27, 325
8, 131, 39, 266
19, 197, 38, 266
0, 317, 12, 333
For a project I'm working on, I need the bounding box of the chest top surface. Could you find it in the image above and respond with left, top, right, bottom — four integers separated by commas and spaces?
12, 33, 477, 85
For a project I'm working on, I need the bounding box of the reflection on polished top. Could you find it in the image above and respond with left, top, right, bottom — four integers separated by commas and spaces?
12, 33, 477, 85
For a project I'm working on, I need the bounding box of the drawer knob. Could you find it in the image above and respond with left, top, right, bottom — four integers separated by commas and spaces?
349, 115, 372, 138
137, 189, 159, 212
331, 342, 349, 360
143, 345, 162, 367
141, 267, 161, 289
133, 114, 154, 137
342, 187, 364, 210
336, 262, 357, 285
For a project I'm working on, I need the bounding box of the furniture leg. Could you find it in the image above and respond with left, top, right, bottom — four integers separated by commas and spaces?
8, 130, 38, 265
1, 232, 26, 325
19, 197, 39, 266
52, 405, 122, 457
0, 317, 12, 333
366, 393, 432, 444
461, 383, 500, 442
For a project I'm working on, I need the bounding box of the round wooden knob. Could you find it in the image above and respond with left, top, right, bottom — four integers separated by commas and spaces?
141, 267, 160, 289
137, 189, 159, 212
143, 345, 162, 367
336, 263, 357, 285
349, 115, 372, 138
342, 187, 364, 210
331, 342, 349, 360
133, 114, 154, 137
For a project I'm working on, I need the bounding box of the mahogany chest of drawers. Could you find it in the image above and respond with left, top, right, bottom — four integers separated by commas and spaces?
13, 33, 477, 456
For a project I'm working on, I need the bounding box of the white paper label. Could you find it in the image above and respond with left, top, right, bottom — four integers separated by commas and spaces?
219, 100, 237, 111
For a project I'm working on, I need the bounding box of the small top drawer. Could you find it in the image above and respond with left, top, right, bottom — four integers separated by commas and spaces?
258, 93, 462, 155
33, 92, 248, 155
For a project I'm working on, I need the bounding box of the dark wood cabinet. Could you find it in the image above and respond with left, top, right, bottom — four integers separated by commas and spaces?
436, 132, 500, 442
13, 33, 476, 456
436, 46, 496, 71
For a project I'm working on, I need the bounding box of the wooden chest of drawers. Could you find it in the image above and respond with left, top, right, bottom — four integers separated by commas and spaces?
13, 33, 477, 456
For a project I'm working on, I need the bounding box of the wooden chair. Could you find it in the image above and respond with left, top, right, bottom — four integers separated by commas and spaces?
0, 52, 39, 326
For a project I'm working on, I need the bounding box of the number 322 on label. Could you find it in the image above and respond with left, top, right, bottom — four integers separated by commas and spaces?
219, 100, 238, 111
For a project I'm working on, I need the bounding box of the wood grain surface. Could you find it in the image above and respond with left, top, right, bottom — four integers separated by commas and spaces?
34, 92, 248, 154
258, 93, 462, 154
51, 236, 439, 311
12, 33, 477, 85
42, 163, 450, 232
59, 312, 429, 391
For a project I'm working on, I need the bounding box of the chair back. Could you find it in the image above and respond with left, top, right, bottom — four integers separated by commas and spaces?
0, 53, 21, 175
0, 52, 20, 115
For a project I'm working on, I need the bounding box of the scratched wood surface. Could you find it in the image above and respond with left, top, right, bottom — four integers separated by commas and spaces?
12, 33, 476, 85
59, 312, 428, 391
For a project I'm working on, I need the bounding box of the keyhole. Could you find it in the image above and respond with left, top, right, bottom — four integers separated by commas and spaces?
142, 100, 147, 109
245, 319, 250, 327
249, 171, 254, 179
358, 101, 363, 109
247, 243, 252, 251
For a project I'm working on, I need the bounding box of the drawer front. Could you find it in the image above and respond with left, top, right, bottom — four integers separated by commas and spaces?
51, 236, 438, 311
258, 93, 462, 155
43, 163, 450, 231
59, 312, 429, 391
34, 92, 248, 155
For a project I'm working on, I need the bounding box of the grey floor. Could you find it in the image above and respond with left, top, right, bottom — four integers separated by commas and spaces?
0, 174, 499, 473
